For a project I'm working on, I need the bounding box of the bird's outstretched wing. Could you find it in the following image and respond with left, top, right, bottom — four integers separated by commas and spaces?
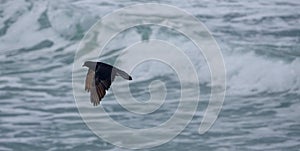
90, 81, 105, 106
91, 80, 111, 106
85, 69, 112, 106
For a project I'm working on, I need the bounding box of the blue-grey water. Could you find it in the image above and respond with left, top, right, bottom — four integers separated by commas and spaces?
1, 0, 300, 150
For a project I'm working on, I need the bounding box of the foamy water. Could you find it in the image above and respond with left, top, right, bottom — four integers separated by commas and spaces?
1, 0, 300, 150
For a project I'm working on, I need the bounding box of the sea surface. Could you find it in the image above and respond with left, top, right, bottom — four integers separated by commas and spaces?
1, 0, 300, 150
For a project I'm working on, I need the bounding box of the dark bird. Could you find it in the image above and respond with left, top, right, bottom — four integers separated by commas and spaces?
83, 61, 132, 106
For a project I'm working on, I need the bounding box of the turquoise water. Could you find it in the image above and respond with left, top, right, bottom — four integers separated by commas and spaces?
1, 0, 300, 150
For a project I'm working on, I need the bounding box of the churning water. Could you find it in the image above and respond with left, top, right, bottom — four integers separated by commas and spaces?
1, 0, 300, 150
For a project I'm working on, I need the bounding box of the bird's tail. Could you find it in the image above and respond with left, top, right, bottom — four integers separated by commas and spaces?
115, 68, 132, 80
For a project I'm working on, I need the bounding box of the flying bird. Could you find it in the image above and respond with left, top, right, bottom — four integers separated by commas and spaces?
83, 61, 132, 106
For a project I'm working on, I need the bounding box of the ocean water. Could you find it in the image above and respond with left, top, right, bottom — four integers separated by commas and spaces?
1, 0, 300, 150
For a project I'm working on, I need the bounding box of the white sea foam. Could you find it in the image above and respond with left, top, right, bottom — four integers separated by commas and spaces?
1, 0, 299, 150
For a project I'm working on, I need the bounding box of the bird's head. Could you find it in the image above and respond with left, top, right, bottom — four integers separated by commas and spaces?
82, 61, 96, 70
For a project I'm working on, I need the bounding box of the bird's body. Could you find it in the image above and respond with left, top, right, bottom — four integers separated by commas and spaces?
83, 61, 132, 106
